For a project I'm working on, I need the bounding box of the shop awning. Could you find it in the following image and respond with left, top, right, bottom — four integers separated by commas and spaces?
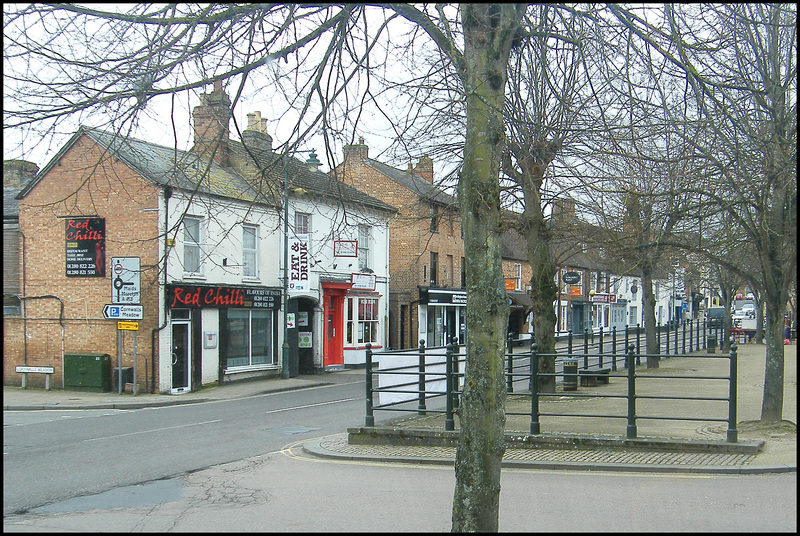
508, 291, 533, 310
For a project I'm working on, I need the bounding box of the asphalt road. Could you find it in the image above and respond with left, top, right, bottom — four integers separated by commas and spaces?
3, 443, 796, 532
3, 380, 372, 516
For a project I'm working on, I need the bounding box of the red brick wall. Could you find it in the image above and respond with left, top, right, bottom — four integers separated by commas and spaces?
5, 134, 163, 390
337, 158, 466, 349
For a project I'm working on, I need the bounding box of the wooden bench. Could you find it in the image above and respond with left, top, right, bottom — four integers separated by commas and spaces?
16, 365, 55, 390
579, 368, 611, 387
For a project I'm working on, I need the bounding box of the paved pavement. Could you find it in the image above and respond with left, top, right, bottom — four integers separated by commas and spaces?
4, 342, 796, 474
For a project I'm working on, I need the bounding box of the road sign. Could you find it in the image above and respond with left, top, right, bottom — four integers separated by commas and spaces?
103, 304, 143, 320
16, 366, 55, 374
111, 257, 140, 304
117, 321, 139, 331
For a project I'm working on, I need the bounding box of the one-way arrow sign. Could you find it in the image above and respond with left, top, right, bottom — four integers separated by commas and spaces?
103, 304, 143, 320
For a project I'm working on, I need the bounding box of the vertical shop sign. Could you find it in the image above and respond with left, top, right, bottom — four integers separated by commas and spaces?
65, 217, 105, 277
289, 234, 310, 292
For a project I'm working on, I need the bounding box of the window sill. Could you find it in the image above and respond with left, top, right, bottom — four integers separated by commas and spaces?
224, 364, 279, 374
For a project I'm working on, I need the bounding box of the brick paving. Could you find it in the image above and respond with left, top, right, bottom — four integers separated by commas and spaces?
318, 435, 757, 466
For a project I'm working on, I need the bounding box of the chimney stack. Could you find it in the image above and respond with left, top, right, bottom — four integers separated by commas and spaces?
343, 136, 368, 163
242, 110, 273, 153
413, 155, 434, 183
191, 80, 231, 166
3, 159, 38, 188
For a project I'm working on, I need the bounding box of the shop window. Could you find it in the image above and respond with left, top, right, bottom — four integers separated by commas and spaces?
225, 309, 274, 368
345, 296, 379, 345
242, 224, 258, 278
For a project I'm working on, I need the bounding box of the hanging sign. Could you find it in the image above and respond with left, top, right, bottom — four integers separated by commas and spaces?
562, 271, 581, 284
65, 217, 105, 277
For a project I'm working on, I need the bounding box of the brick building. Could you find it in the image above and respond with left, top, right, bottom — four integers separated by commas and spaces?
334, 139, 533, 349
5, 83, 394, 393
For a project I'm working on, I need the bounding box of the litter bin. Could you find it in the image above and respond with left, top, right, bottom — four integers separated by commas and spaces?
64, 353, 112, 392
707, 336, 717, 353
562, 358, 578, 391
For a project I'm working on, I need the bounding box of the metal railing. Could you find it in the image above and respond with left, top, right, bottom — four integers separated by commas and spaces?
363, 329, 739, 442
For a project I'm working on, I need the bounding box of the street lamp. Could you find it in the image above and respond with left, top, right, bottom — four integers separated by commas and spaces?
281, 149, 321, 379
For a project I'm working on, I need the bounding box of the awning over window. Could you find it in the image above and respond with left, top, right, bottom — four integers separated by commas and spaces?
508, 291, 533, 310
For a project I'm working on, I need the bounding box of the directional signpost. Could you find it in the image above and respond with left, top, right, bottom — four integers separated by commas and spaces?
107, 259, 141, 395
111, 257, 140, 304
103, 304, 143, 320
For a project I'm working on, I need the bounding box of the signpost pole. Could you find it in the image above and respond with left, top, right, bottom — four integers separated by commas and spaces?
133, 331, 138, 395
117, 330, 122, 395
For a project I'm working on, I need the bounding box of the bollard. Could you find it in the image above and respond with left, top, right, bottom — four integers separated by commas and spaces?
727, 344, 738, 442
626, 343, 637, 439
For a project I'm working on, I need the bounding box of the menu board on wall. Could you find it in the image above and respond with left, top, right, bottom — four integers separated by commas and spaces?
65, 217, 106, 277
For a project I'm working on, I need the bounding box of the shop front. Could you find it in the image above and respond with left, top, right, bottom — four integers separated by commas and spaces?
419, 287, 467, 347
165, 284, 282, 393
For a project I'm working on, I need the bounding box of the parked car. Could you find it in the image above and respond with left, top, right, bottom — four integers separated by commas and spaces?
741, 303, 756, 317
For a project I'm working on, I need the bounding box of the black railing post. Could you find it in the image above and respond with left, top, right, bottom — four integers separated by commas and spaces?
665, 323, 670, 356
626, 343, 637, 439
636, 323, 641, 364
682, 319, 687, 354
599, 326, 604, 368
417, 339, 427, 415
674, 319, 679, 355
689, 317, 693, 353
624, 326, 630, 367
612, 326, 618, 371
727, 344, 739, 443
365, 343, 374, 427
507, 334, 514, 393
445, 340, 456, 431
568, 329, 573, 356
530, 343, 540, 434
583, 328, 589, 369
703, 316, 707, 349
658, 322, 662, 353
697, 317, 701, 350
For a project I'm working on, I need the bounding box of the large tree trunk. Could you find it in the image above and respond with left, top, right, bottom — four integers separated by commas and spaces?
641, 265, 660, 368
761, 301, 786, 421
520, 164, 558, 392
451, 4, 521, 532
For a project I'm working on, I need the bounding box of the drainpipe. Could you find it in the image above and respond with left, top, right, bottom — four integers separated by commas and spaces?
151, 185, 173, 393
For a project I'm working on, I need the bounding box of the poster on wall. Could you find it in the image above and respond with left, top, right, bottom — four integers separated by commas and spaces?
65, 217, 105, 277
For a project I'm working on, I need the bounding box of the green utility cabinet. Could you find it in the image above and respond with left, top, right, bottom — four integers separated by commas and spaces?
64, 353, 112, 392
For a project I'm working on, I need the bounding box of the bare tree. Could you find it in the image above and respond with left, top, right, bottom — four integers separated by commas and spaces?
610, 3, 797, 420
4, 3, 529, 530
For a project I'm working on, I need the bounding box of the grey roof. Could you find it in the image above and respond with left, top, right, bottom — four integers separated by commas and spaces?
4, 186, 23, 220
365, 159, 455, 206
18, 127, 396, 216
